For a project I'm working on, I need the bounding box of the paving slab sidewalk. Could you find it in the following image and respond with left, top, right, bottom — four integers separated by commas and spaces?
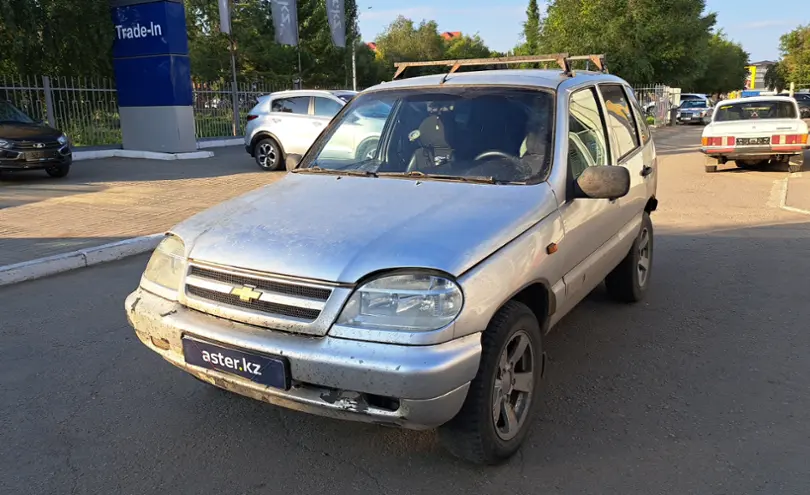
0, 146, 283, 267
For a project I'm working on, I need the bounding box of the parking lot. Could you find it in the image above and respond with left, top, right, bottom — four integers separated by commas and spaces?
2, 128, 810, 494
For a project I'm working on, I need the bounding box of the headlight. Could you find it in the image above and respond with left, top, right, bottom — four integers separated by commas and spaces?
142, 235, 186, 295
336, 273, 463, 332
57, 134, 68, 145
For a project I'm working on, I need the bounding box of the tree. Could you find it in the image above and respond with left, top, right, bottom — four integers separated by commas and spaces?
445, 34, 492, 60
539, 0, 716, 87
764, 61, 788, 92
691, 31, 748, 96
779, 24, 810, 86
517, 0, 542, 55
374, 16, 445, 64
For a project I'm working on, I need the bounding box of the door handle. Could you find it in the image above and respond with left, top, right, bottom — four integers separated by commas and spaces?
641, 165, 653, 177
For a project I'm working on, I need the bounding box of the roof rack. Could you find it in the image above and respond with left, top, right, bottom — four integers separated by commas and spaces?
392, 53, 608, 80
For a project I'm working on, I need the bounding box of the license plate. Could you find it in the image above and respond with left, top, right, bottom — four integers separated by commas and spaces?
25, 150, 52, 160
682, 115, 692, 120
736, 137, 770, 145
182, 336, 290, 390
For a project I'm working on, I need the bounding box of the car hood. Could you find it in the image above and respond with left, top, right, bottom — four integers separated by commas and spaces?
0, 122, 62, 140
172, 172, 558, 283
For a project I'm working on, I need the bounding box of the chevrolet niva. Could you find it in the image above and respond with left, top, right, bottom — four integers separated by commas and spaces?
126, 56, 658, 464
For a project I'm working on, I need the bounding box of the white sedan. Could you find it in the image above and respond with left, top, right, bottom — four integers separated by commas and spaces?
700, 96, 809, 173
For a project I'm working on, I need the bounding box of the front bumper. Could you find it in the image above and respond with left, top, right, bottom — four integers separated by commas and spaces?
125, 288, 481, 429
0, 145, 72, 170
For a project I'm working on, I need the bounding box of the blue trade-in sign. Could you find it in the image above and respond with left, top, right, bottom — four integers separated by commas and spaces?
114, 55, 193, 107
112, 0, 189, 58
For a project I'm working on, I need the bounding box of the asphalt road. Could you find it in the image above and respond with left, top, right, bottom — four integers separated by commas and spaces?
3, 129, 810, 494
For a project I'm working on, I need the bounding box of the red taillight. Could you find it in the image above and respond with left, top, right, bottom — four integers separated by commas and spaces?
702, 137, 725, 146
772, 134, 808, 145
772, 135, 781, 144
726, 136, 735, 146
246, 114, 258, 121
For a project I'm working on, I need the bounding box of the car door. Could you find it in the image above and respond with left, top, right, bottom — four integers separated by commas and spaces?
312, 96, 351, 159
269, 96, 312, 155
597, 84, 650, 232
557, 86, 622, 308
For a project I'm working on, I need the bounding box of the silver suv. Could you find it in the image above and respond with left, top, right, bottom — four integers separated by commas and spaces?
244, 89, 358, 170
127, 58, 658, 464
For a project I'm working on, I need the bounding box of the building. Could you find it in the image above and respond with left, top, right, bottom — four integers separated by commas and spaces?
366, 42, 377, 52
441, 31, 462, 41
745, 60, 775, 90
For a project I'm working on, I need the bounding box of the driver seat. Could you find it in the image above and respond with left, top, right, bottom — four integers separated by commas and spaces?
407, 115, 455, 172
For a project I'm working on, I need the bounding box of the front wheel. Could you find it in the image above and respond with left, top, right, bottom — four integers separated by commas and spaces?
605, 212, 653, 303
439, 300, 543, 465
45, 163, 70, 178
253, 138, 283, 171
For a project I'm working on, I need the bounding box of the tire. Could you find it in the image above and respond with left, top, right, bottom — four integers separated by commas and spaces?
735, 159, 768, 169
355, 139, 379, 161
45, 163, 70, 178
789, 154, 804, 174
253, 138, 283, 171
605, 212, 653, 303
704, 165, 717, 173
439, 300, 543, 465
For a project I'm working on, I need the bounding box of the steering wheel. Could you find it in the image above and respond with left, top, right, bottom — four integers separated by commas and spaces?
474, 150, 517, 162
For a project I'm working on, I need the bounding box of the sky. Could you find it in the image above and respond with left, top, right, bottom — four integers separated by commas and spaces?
356, 0, 804, 63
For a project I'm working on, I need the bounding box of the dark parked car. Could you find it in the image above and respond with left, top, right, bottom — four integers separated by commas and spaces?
780, 93, 810, 119
0, 100, 72, 178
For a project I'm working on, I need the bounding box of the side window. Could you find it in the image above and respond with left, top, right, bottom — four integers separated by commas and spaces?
271, 96, 310, 115
568, 87, 610, 179
626, 88, 651, 144
599, 84, 640, 160
313, 97, 343, 118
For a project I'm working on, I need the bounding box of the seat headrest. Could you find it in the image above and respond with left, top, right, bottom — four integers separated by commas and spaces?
416, 115, 452, 148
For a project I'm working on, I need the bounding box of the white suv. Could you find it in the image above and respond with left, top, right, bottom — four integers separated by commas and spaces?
244, 90, 357, 170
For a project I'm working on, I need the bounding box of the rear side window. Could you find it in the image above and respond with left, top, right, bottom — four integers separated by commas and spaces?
600, 85, 640, 160
271, 96, 310, 115
313, 97, 343, 117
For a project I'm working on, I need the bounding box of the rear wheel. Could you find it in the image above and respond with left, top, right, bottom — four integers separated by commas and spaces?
605, 212, 653, 303
439, 300, 543, 465
789, 154, 804, 174
253, 138, 283, 171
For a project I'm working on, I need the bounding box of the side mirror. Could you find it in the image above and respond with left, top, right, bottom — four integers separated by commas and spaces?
286, 153, 302, 171
574, 166, 630, 200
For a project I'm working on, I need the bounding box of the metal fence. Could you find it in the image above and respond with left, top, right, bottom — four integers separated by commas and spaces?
1, 75, 345, 147
632, 84, 673, 127
1, 75, 121, 146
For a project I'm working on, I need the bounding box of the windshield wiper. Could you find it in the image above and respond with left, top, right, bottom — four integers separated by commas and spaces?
379, 171, 498, 184
295, 166, 377, 178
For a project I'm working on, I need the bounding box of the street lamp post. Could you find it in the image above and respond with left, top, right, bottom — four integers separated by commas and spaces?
352, 6, 372, 92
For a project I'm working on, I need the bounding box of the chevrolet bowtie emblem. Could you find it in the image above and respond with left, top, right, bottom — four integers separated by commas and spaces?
231, 285, 262, 302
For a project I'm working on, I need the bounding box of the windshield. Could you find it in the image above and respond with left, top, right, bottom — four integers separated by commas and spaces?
714, 100, 797, 122
0, 101, 34, 123
680, 100, 708, 109
301, 87, 554, 184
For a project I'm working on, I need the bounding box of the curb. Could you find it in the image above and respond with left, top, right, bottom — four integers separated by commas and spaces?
776, 174, 810, 216
0, 234, 163, 287
198, 138, 243, 149
73, 149, 214, 161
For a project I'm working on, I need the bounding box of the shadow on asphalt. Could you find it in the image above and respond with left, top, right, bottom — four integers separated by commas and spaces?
3, 221, 810, 493
0, 146, 272, 210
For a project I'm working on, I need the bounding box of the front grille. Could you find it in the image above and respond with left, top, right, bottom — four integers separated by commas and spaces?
189, 265, 331, 300
10, 141, 61, 150
187, 285, 321, 321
